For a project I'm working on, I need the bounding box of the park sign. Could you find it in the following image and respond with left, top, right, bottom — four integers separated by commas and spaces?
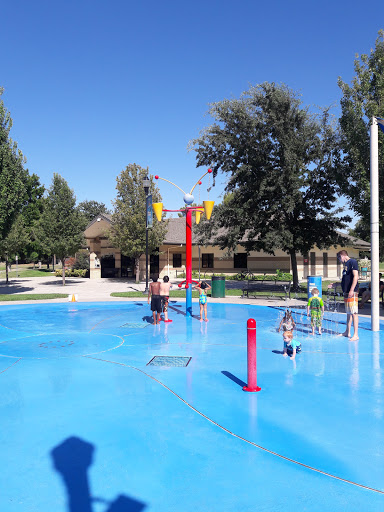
146, 194, 153, 228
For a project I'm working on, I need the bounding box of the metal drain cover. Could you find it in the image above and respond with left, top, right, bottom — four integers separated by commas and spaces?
147, 356, 192, 367
120, 323, 149, 329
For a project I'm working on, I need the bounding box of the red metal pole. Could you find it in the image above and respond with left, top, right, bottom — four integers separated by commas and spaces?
243, 318, 261, 392
185, 208, 193, 317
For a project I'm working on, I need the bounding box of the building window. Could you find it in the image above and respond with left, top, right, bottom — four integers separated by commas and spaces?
202, 253, 214, 268
310, 252, 316, 275
323, 253, 328, 278
234, 253, 247, 268
173, 253, 182, 268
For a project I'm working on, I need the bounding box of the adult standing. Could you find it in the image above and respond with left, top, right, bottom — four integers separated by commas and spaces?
337, 250, 359, 341
148, 274, 162, 325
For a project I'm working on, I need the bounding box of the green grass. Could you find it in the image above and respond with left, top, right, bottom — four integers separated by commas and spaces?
0, 294, 68, 301
0, 265, 57, 278
111, 290, 207, 298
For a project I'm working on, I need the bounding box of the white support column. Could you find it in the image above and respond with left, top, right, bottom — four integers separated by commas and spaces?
370, 118, 380, 331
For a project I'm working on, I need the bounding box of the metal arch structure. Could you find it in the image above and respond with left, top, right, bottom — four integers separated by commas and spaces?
152, 170, 214, 317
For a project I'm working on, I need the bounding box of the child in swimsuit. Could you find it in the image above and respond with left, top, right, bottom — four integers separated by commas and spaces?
307, 287, 324, 335
282, 331, 301, 360
160, 276, 173, 322
194, 281, 211, 322
278, 309, 296, 333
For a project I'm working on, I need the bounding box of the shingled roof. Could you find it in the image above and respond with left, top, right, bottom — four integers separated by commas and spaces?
163, 217, 200, 244
85, 214, 370, 249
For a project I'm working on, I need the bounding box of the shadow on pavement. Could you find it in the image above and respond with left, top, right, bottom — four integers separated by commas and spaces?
51, 436, 147, 512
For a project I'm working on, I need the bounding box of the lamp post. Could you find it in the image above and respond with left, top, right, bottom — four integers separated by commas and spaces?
152, 170, 214, 317
143, 176, 150, 292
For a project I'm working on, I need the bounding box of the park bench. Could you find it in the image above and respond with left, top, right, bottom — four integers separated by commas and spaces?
242, 279, 292, 300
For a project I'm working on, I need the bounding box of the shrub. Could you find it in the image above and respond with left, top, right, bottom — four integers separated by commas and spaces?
73, 250, 90, 270
358, 257, 370, 271
55, 268, 88, 278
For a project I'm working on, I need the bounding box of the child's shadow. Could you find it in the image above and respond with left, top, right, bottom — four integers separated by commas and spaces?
272, 350, 285, 354
142, 316, 154, 324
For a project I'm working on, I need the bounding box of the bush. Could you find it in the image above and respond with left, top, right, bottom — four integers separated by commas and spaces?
55, 268, 88, 278
73, 250, 90, 270
358, 257, 370, 271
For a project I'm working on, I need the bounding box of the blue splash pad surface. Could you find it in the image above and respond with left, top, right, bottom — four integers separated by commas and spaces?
0, 301, 384, 511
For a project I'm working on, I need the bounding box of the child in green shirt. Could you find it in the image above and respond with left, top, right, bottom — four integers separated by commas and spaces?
307, 287, 324, 335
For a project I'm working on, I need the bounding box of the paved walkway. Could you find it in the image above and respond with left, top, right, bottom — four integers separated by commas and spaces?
0, 276, 382, 317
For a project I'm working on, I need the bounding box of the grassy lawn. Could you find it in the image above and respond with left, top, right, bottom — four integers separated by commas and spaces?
111, 290, 209, 298
0, 264, 57, 278
0, 294, 68, 301
111, 287, 306, 299
111, 280, 345, 301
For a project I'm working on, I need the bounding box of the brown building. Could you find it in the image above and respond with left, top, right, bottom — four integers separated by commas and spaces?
84, 215, 370, 280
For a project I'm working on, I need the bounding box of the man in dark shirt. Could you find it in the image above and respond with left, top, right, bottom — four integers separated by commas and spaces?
337, 250, 359, 341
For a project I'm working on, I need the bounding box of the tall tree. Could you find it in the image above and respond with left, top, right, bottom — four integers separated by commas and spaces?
0, 215, 30, 283
37, 174, 84, 285
110, 163, 168, 282
77, 200, 110, 227
337, 30, 384, 254
0, 173, 45, 280
16, 173, 46, 262
0, 87, 29, 242
191, 82, 349, 288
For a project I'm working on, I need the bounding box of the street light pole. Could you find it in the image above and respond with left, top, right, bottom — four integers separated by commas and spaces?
143, 176, 150, 293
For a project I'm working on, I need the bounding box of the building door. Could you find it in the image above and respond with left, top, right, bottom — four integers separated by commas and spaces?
101, 255, 116, 278
303, 253, 309, 278
121, 255, 134, 278
310, 252, 316, 275
323, 253, 328, 278
150, 253, 159, 276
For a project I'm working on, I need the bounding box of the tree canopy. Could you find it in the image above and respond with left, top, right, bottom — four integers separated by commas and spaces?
36, 174, 84, 285
77, 200, 110, 227
191, 82, 349, 287
338, 29, 384, 252
110, 163, 168, 282
0, 88, 30, 242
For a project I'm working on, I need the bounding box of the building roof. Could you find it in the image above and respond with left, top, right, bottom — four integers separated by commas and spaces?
85, 213, 112, 231
84, 214, 370, 250
162, 217, 200, 244
335, 231, 370, 249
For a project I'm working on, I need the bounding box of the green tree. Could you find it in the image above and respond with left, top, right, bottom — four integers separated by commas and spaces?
77, 200, 110, 227
15, 173, 46, 263
0, 214, 30, 283
37, 174, 84, 285
191, 82, 350, 288
0, 88, 29, 242
337, 30, 384, 254
110, 163, 168, 282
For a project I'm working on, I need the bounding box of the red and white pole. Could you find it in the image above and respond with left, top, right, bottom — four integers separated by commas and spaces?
185, 208, 193, 317
243, 318, 261, 392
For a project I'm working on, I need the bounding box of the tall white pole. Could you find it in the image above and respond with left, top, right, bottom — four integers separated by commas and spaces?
370, 117, 380, 331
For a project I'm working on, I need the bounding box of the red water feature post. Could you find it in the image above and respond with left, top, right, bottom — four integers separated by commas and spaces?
243, 318, 261, 392
185, 207, 193, 317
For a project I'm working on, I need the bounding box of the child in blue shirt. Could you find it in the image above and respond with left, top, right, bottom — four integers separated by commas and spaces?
283, 331, 301, 360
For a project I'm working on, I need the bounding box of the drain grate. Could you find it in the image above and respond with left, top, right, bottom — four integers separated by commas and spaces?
120, 323, 149, 329
147, 356, 192, 367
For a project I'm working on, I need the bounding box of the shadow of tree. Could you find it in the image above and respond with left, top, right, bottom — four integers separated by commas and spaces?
0, 281, 34, 294
51, 436, 146, 512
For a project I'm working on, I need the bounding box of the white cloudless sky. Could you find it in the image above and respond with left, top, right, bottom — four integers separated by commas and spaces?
1, 0, 383, 220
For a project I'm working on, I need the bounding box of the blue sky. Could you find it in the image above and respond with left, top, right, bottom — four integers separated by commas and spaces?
1, 0, 383, 217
